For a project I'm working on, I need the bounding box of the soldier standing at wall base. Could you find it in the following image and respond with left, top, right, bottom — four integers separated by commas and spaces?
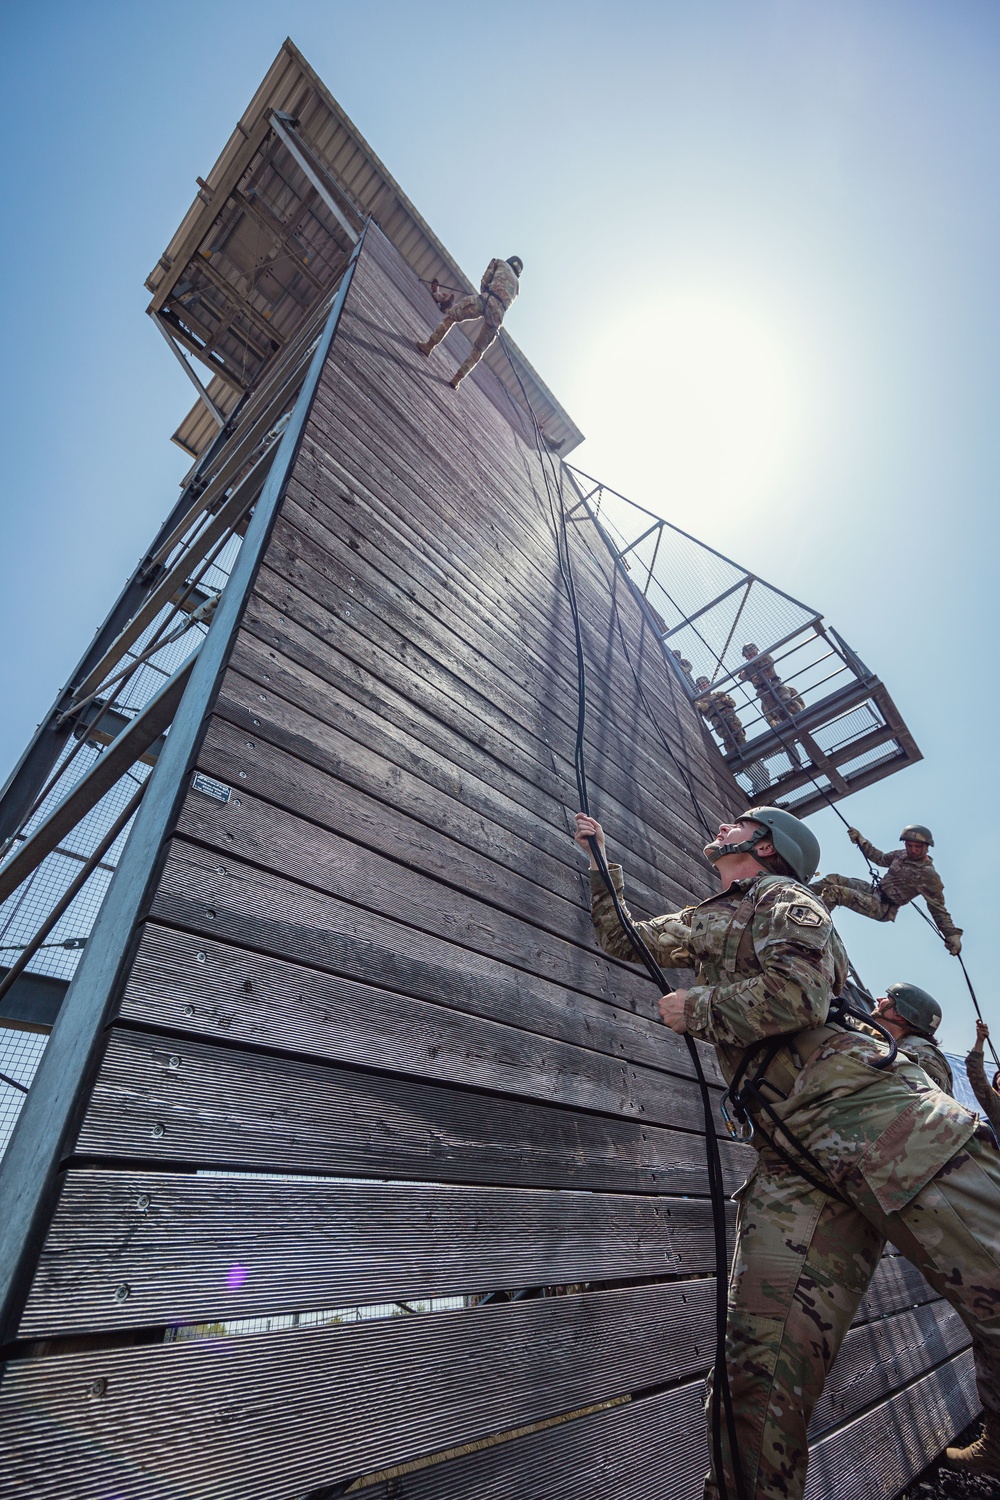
574, 805, 1000, 1499
869, 982, 952, 1091
811, 824, 963, 954
694, 675, 746, 755
417, 256, 522, 387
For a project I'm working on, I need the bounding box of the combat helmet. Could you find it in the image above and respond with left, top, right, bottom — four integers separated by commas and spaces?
711, 806, 820, 884
507, 256, 524, 275
886, 981, 942, 1038
900, 824, 934, 846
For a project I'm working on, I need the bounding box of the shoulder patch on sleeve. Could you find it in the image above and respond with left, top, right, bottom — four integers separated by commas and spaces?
788, 902, 824, 927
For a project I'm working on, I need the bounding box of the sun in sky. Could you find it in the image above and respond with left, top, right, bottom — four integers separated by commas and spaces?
571, 291, 807, 521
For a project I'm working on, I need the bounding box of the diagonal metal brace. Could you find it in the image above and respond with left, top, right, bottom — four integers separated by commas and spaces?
0, 655, 197, 908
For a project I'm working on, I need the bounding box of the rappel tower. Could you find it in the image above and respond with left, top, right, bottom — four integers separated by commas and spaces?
0, 39, 971, 1500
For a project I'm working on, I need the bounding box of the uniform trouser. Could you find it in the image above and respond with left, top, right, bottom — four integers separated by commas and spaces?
811, 873, 892, 923
705, 1136, 1000, 1500
422, 292, 503, 382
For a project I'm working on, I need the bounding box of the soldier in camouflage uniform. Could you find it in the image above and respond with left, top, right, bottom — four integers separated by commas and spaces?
738, 643, 805, 727
417, 255, 522, 388
574, 806, 1000, 1499
695, 676, 746, 755
869, 982, 953, 1092
672, 649, 696, 686
811, 823, 963, 955
966, 1021, 1000, 1137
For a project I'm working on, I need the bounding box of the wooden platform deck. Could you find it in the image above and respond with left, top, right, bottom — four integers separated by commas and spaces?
0, 226, 975, 1498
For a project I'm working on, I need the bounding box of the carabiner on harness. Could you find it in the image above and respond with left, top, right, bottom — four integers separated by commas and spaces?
720, 1090, 754, 1142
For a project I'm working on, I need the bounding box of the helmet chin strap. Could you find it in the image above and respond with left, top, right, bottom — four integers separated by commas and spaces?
707, 825, 771, 869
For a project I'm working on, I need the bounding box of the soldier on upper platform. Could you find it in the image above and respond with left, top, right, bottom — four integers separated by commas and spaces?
694, 676, 746, 755
739, 642, 805, 727
671, 649, 695, 686
810, 824, 963, 954
417, 255, 523, 388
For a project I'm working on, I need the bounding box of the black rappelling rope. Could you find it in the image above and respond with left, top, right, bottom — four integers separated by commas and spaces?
491, 329, 749, 1500
907, 899, 998, 1069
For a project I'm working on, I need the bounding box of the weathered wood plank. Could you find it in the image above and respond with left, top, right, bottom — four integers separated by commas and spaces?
219, 643, 592, 892
306, 277, 728, 782
0, 1282, 723, 1500
353, 1349, 978, 1500
148, 842, 715, 1069
77, 1028, 732, 1190
257, 515, 721, 869
237, 583, 704, 915
355, 1381, 710, 1500
21, 1171, 732, 1336
277, 476, 724, 833
193, 714, 603, 948
172, 781, 661, 1011
119, 925, 747, 1123
810, 1301, 969, 1436
803, 1349, 978, 1499
854, 1251, 936, 1325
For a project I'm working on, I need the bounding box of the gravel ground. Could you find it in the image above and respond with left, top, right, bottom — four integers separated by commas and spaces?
898, 1422, 1000, 1499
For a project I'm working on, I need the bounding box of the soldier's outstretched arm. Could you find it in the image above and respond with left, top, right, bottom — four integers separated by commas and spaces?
855, 833, 891, 865
574, 815, 692, 965
924, 883, 962, 947
684, 888, 840, 1048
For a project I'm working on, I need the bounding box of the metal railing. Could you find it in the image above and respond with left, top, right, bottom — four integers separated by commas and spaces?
566, 466, 921, 815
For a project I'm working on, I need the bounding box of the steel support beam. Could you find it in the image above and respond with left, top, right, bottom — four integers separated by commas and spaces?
0, 658, 195, 908
0, 226, 366, 1345
154, 316, 227, 427
269, 112, 361, 245
0, 411, 243, 851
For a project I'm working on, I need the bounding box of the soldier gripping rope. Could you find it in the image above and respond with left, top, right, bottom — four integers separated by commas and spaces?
810, 823, 963, 954
966, 1020, 1000, 1139
738, 642, 804, 726
695, 676, 746, 755
574, 805, 1000, 1499
417, 255, 523, 388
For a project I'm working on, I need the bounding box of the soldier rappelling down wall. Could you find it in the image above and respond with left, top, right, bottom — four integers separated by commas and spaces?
574, 805, 1000, 1500
811, 823, 963, 953
416, 255, 523, 387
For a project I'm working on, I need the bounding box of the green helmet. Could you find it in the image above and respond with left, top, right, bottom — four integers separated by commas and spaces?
886, 981, 942, 1038
507, 256, 524, 275
711, 806, 820, 884
899, 824, 933, 846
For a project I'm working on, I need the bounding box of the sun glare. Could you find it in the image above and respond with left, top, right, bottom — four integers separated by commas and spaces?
573, 294, 803, 518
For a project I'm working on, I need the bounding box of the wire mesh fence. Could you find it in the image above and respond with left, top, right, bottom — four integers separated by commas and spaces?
0, 1027, 49, 1159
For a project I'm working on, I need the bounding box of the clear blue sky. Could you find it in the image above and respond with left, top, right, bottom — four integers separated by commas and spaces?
1, 1, 997, 1052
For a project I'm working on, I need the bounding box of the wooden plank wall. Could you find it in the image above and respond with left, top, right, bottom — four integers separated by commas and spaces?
0, 226, 975, 1498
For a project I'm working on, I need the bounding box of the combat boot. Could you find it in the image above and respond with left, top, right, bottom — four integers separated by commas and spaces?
945, 1419, 1000, 1474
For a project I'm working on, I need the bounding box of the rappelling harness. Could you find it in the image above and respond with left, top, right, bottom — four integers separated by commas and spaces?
682, 867, 901, 1207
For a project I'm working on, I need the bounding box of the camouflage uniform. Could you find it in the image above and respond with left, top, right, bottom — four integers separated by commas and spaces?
589, 864, 1000, 1500
898, 1032, 954, 1093
420, 258, 520, 386
738, 653, 805, 727
696, 688, 746, 755
966, 1049, 1000, 1137
811, 837, 962, 942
